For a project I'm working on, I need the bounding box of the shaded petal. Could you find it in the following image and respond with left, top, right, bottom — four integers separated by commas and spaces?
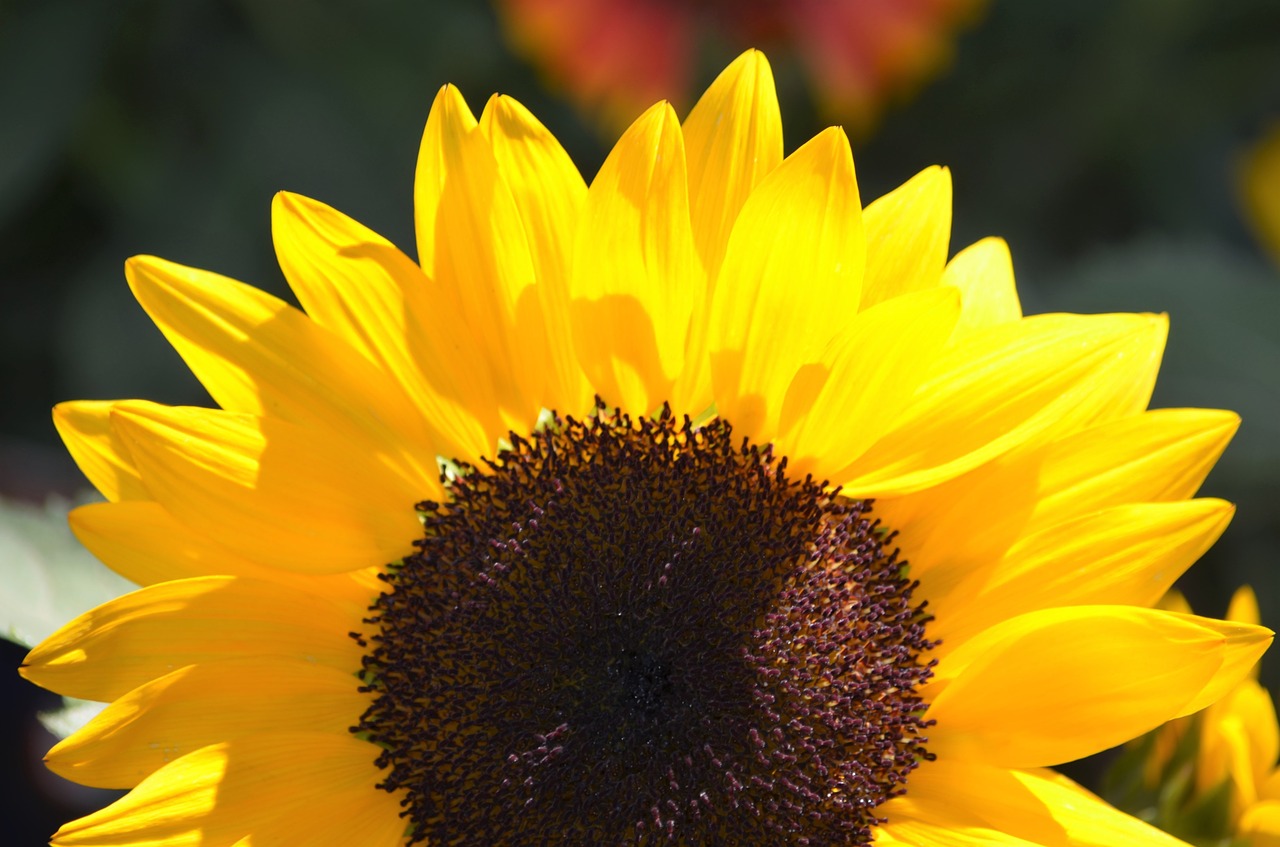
110, 404, 424, 575
569, 101, 703, 415
930, 499, 1235, 652
876, 448, 1040, 612
924, 606, 1273, 768
53, 400, 149, 502
1229, 584, 1262, 627
271, 190, 500, 461
859, 166, 952, 309
67, 500, 381, 612
878, 758, 1192, 847
682, 49, 783, 281
52, 732, 404, 847
46, 657, 368, 789
1028, 408, 1239, 529
678, 49, 783, 414
125, 254, 440, 485
943, 237, 1022, 338
1241, 800, 1280, 847
433, 103, 548, 431
710, 126, 864, 441
874, 816, 1035, 846
841, 312, 1167, 496
1198, 678, 1278, 809
414, 83, 477, 274
879, 407, 1238, 616
777, 287, 960, 479
479, 93, 590, 414
21, 576, 364, 702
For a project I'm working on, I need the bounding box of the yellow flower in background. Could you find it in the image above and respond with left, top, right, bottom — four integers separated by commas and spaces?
20, 51, 1273, 845
496, 0, 983, 133
1134, 588, 1280, 847
1240, 123, 1280, 268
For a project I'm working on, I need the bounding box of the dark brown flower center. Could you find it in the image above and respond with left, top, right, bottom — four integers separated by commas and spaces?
353, 403, 936, 845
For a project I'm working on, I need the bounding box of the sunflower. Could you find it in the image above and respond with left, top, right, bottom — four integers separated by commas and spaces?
22, 50, 1272, 846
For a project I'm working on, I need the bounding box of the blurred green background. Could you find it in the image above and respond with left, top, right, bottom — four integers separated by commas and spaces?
2, 0, 1279, 842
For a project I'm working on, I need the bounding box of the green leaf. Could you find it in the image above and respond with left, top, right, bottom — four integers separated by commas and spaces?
0, 493, 135, 649
2, 494, 137, 738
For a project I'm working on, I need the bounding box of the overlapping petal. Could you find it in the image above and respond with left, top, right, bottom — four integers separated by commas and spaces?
478, 93, 589, 414
21, 576, 364, 702
51, 733, 405, 847
569, 101, 703, 416
110, 404, 424, 575
924, 606, 1273, 768
271, 190, 500, 461
879, 759, 1192, 847
931, 499, 1235, 651
709, 126, 864, 440
67, 500, 380, 611
859, 165, 952, 309
46, 657, 367, 789
681, 49, 783, 281
125, 254, 441, 483
52, 400, 151, 503
841, 312, 1167, 496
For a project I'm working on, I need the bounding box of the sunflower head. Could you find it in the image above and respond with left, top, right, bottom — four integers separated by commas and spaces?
354, 402, 936, 842
21, 49, 1273, 847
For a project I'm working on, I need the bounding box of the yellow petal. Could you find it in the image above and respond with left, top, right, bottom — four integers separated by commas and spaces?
479, 93, 590, 414
874, 816, 1035, 846
47, 657, 368, 789
924, 605, 1273, 768
110, 404, 423, 574
682, 48, 783, 282
710, 126, 864, 441
777, 287, 960, 480
879, 758, 1192, 847
21, 576, 364, 702
841, 312, 1167, 496
878, 407, 1237, 617
414, 83, 477, 274
943, 237, 1022, 338
52, 732, 405, 847
859, 166, 952, 310
69, 500, 263, 584
1262, 768, 1280, 802
569, 101, 703, 415
67, 500, 381, 613
1158, 589, 1194, 615
433, 105, 548, 431
1230, 584, 1262, 627
876, 451, 1040, 614
1199, 679, 1279, 810
1200, 704, 1260, 815
53, 400, 149, 502
125, 254, 441, 486
1028, 408, 1239, 533
1241, 799, 1280, 847
930, 499, 1235, 652
271, 190, 500, 461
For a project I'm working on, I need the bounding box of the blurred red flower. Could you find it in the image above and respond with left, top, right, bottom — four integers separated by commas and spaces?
496, 0, 984, 133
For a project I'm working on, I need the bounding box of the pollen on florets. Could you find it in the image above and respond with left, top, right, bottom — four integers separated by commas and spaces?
353, 402, 936, 845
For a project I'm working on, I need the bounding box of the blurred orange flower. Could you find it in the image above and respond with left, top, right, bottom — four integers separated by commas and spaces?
496, 0, 983, 132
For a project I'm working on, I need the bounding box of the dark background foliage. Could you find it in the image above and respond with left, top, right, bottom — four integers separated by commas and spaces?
2, 0, 1278, 842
